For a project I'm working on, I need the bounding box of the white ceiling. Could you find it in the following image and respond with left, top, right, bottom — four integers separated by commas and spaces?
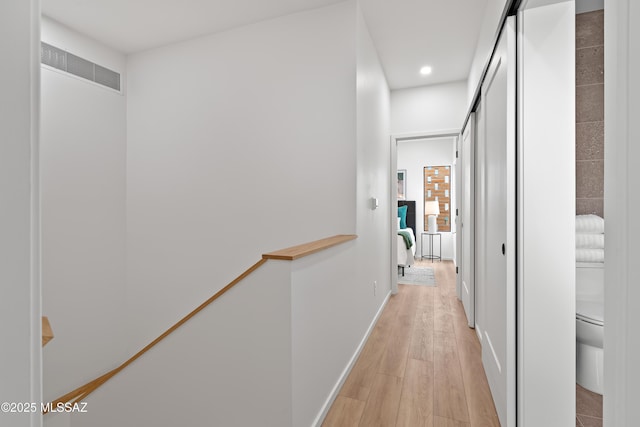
358, 0, 488, 89
41, 0, 488, 90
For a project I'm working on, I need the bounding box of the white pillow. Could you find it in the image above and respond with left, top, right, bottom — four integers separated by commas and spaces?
397, 217, 401, 230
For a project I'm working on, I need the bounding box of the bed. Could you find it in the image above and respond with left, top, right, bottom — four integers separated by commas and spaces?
398, 200, 417, 275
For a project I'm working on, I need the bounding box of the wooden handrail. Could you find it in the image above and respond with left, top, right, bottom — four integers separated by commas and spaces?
48, 234, 356, 411
263, 234, 356, 260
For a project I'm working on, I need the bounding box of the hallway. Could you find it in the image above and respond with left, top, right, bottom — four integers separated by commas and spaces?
323, 260, 500, 426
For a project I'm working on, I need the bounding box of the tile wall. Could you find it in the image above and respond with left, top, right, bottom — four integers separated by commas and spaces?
576, 10, 605, 217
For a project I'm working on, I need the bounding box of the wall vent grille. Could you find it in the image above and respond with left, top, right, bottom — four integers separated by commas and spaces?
41, 42, 121, 91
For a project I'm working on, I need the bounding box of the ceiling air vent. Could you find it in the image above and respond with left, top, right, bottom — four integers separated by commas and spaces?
41, 42, 121, 92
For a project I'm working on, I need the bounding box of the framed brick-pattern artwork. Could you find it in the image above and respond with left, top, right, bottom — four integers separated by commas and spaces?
423, 165, 451, 232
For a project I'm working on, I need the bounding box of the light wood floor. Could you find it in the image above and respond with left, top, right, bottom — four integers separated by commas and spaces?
323, 259, 500, 427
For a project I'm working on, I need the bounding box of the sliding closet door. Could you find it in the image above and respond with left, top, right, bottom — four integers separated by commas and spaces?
480, 16, 516, 427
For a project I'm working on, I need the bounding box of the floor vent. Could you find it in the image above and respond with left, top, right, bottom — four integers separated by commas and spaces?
41, 42, 121, 92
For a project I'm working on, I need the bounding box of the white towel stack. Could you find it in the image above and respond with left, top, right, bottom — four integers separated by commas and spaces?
576, 214, 604, 234
576, 233, 605, 249
576, 214, 604, 263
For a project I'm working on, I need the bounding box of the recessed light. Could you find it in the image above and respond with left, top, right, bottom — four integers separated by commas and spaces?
420, 66, 433, 76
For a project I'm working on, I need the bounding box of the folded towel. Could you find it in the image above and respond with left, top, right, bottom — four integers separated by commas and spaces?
576, 248, 604, 263
576, 214, 604, 234
576, 233, 605, 249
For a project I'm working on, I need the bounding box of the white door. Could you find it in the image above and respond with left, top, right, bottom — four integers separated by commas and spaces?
480, 17, 516, 427
460, 114, 476, 327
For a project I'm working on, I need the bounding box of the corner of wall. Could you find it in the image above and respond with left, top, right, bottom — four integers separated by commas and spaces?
41, 15, 127, 82
355, 3, 391, 316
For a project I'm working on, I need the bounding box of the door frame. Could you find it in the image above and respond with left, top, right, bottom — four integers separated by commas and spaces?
458, 114, 476, 328
390, 129, 459, 295
604, 0, 636, 424
0, 1, 42, 426
517, 3, 576, 425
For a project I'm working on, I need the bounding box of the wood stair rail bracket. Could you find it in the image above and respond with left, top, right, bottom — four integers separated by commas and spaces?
48, 234, 357, 412
42, 316, 54, 347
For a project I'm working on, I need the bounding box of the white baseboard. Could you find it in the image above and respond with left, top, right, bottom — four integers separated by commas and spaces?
311, 291, 391, 427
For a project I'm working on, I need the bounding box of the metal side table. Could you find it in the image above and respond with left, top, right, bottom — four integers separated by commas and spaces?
421, 232, 442, 262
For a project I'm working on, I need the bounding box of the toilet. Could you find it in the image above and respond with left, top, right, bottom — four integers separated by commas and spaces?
576, 261, 604, 394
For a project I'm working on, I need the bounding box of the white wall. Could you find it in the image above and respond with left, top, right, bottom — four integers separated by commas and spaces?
576, 0, 604, 13
468, 0, 510, 104
604, 0, 640, 425
397, 138, 456, 259
0, 2, 41, 426
518, 3, 576, 425
125, 2, 357, 351
64, 239, 368, 427
390, 80, 468, 134
40, 4, 393, 425
40, 17, 128, 404
355, 4, 392, 312
291, 240, 360, 426
64, 259, 293, 427
43, 5, 394, 424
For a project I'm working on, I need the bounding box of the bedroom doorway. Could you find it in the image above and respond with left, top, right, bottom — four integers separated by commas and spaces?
390, 131, 459, 295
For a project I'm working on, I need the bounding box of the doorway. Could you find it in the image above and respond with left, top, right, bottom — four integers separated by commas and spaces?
390, 131, 458, 295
